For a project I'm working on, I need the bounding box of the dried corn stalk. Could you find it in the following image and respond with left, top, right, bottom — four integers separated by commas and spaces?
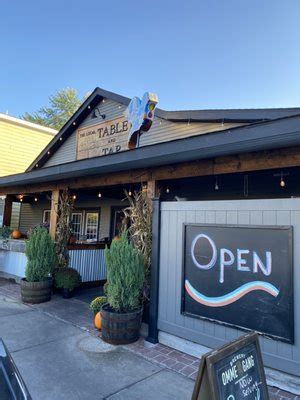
56, 189, 74, 268
123, 189, 153, 300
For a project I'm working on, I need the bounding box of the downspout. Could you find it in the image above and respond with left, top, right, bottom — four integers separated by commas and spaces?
146, 197, 161, 344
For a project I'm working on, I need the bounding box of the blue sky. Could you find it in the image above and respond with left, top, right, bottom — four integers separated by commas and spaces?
1, 0, 300, 116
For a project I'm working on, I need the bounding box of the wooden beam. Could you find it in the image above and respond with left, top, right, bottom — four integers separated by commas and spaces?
49, 189, 59, 240
147, 180, 158, 199
2, 195, 13, 227
1, 146, 300, 195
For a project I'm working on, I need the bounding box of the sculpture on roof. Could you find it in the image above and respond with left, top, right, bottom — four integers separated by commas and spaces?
125, 92, 158, 149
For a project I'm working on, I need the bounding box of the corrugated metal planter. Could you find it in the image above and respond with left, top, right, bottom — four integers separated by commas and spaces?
101, 304, 142, 345
20, 278, 52, 304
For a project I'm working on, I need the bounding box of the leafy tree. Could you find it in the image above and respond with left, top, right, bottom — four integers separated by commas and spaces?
22, 88, 82, 130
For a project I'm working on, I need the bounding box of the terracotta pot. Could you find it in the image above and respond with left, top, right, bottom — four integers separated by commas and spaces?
94, 311, 102, 330
11, 230, 22, 239
69, 235, 76, 244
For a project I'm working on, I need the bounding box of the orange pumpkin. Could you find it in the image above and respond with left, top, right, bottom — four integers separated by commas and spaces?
11, 230, 22, 239
94, 311, 102, 330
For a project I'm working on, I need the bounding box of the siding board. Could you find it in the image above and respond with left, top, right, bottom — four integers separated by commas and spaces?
158, 199, 300, 376
43, 99, 244, 168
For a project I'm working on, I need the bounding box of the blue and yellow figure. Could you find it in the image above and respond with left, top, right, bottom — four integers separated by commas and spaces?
125, 92, 158, 149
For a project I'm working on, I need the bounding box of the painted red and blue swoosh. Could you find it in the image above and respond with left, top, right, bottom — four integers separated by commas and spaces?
185, 280, 279, 307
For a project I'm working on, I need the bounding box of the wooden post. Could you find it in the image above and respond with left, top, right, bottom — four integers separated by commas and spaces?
2, 195, 13, 227
147, 180, 158, 199
146, 198, 161, 343
49, 189, 59, 240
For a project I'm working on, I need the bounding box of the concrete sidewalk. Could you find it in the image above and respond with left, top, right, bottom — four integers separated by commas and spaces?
0, 283, 193, 399
0, 279, 298, 400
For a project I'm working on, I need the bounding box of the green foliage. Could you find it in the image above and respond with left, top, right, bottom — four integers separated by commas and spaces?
105, 231, 145, 312
90, 296, 107, 315
54, 267, 81, 291
123, 189, 153, 302
0, 226, 12, 239
25, 227, 57, 282
22, 88, 82, 130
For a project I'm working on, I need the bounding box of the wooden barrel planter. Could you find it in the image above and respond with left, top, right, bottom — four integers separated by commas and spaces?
101, 304, 143, 345
20, 278, 53, 304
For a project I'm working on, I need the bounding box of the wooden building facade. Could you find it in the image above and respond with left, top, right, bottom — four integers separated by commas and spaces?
0, 87, 299, 382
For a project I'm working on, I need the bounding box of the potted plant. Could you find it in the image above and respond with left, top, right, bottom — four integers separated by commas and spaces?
53, 267, 81, 298
90, 296, 107, 329
101, 231, 145, 345
21, 227, 57, 304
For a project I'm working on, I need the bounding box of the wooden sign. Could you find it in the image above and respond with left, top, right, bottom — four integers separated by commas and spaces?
192, 332, 269, 400
76, 116, 129, 160
182, 224, 294, 343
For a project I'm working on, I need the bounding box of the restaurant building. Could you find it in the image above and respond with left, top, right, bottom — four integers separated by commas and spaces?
0, 87, 299, 384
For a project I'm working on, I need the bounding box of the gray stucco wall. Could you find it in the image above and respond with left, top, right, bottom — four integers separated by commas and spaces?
158, 199, 300, 376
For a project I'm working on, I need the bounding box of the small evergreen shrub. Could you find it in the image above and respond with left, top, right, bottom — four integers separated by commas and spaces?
90, 296, 107, 315
25, 227, 57, 282
54, 267, 81, 291
0, 226, 12, 239
105, 231, 144, 312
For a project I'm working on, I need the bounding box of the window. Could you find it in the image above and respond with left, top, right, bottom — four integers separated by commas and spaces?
43, 210, 51, 225
85, 212, 99, 242
71, 213, 83, 240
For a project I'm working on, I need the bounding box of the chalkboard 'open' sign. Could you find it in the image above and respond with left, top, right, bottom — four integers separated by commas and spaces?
192, 332, 269, 400
182, 224, 294, 343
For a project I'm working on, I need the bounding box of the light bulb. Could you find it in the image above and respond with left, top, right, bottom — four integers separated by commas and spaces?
20, 198, 23, 202
98, 192, 102, 198
128, 190, 132, 196
215, 178, 219, 190
72, 195, 77, 200
34, 197, 38, 202
280, 178, 285, 188
166, 187, 170, 194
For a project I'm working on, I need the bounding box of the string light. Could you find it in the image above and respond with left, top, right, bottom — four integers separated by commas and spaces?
166, 187, 170, 194
128, 189, 132, 196
98, 192, 102, 198
59, 137, 63, 141
215, 176, 219, 191
72, 194, 77, 200
73, 122, 76, 126
88, 105, 91, 109
280, 173, 286, 188
34, 197, 38, 202
47, 151, 50, 155
20, 198, 23, 202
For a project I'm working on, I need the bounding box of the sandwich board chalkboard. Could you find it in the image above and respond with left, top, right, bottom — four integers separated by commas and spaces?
192, 332, 269, 400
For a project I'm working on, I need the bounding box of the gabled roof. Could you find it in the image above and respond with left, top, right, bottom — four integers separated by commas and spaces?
27, 87, 300, 171
1, 112, 300, 190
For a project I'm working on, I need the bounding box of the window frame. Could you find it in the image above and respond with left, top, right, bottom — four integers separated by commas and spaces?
70, 212, 83, 240
43, 209, 51, 225
84, 210, 100, 242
